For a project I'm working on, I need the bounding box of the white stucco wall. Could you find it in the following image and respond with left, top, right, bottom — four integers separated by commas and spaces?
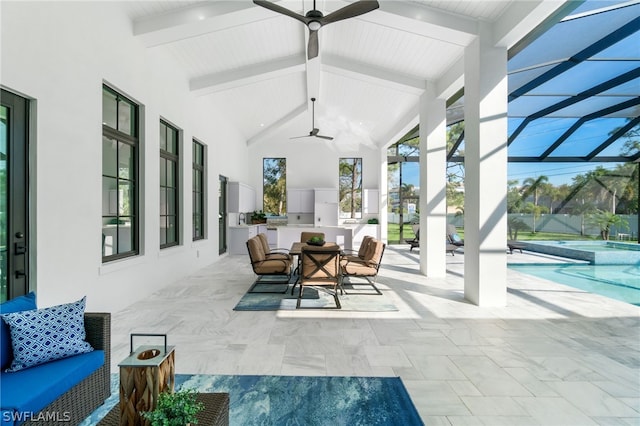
247, 130, 381, 215
1, 1, 384, 313
1, 2, 249, 312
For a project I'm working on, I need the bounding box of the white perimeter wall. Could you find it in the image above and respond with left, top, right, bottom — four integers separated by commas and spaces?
1, 2, 249, 312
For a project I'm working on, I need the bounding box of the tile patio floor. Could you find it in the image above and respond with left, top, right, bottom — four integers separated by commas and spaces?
109, 245, 640, 425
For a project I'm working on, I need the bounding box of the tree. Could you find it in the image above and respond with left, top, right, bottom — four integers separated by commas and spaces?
339, 158, 362, 218
263, 158, 286, 215
586, 209, 629, 240
446, 123, 465, 214
520, 175, 549, 232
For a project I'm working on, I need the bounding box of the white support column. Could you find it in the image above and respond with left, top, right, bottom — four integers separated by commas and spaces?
379, 148, 388, 244
463, 24, 508, 306
419, 88, 447, 277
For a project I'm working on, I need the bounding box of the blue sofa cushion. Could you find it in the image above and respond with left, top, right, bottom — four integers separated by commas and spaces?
0, 293, 37, 370
0, 350, 104, 426
1, 297, 93, 372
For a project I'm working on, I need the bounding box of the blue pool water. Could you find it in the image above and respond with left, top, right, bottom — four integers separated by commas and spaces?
522, 241, 640, 264
509, 264, 640, 306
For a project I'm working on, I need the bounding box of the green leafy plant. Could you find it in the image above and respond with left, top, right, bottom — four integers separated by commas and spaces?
250, 210, 267, 223
308, 236, 324, 243
585, 209, 629, 240
141, 389, 204, 426
367, 218, 379, 224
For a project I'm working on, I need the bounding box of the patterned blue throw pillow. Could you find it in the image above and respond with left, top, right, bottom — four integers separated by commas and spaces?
1, 296, 94, 372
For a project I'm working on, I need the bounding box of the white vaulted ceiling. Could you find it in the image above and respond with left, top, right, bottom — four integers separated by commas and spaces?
119, 0, 567, 148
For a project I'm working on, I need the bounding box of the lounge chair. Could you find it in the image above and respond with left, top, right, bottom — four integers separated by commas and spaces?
405, 224, 420, 251
507, 240, 525, 254
447, 224, 464, 247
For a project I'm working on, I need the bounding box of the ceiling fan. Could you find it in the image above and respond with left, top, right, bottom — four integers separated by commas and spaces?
290, 98, 334, 141
253, 0, 380, 59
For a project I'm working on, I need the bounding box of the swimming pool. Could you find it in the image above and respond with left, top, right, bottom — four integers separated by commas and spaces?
509, 263, 640, 306
521, 241, 640, 264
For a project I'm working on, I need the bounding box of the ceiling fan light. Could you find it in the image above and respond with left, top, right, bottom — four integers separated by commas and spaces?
308, 20, 321, 30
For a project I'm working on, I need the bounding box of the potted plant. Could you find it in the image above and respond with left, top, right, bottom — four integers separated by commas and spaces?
250, 210, 267, 224
141, 388, 204, 426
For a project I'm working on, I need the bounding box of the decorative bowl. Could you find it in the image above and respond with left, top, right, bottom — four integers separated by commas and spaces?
307, 239, 325, 246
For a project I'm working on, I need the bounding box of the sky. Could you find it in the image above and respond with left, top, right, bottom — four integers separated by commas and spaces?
399, 161, 629, 189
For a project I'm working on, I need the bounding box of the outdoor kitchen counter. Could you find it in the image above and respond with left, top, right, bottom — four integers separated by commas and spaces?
275, 225, 354, 251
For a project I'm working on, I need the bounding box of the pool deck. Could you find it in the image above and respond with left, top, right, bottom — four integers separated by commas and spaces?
107, 244, 640, 426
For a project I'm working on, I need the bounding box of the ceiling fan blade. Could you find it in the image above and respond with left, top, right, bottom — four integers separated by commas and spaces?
307, 29, 319, 60
253, 0, 309, 25
321, 0, 379, 25
316, 135, 334, 140
290, 135, 312, 139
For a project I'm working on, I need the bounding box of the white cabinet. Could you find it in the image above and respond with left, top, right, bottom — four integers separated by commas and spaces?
228, 225, 258, 255
287, 189, 314, 213
228, 182, 256, 213
315, 188, 338, 204
314, 203, 338, 226
363, 189, 379, 214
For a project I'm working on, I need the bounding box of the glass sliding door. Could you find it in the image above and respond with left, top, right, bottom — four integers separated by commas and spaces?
219, 175, 227, 254
1, 89, 30, 301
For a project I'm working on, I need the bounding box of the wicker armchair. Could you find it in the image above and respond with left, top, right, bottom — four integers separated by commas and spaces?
24, 312, 111, 426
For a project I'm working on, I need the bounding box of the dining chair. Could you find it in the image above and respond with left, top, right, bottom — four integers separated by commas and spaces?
297, 245, 342, 309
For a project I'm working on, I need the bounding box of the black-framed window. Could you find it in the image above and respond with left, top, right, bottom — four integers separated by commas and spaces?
160, 120, 179, 248
192, 140, 205, 241
263, 158, 286, 215
102, 85, 139, 262
339, 158, 362, 219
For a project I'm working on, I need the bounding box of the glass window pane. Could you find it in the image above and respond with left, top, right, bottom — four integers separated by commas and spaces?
102, 137, 117, 177
160, 217, 167, 246
167, 128, 177, 154
193, 215, 201, 238
160, 158, 167, 187
117, 221, 133, 253
193, 169, 200, 192
194, 192, 201, 215
102, 176, 118, 215
119, 181, 133, 216
339, 158, 362, 219
263, 158, 286, 215
166, 160, 175, 187
166, 189, 176, 215
118, 98, 134, 136
166, 216, 176, 244
118, 142, 132, 180
160, 122, 167, 152
102, 218, 117, 257
102, 89, 117, 129
160, 188, 167, 216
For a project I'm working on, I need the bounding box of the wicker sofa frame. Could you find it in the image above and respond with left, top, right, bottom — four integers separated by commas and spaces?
23, 312, 111, 426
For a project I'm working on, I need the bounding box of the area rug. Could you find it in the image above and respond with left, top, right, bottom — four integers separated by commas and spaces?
81, 374, 424, 425
234, 282, 398, 311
